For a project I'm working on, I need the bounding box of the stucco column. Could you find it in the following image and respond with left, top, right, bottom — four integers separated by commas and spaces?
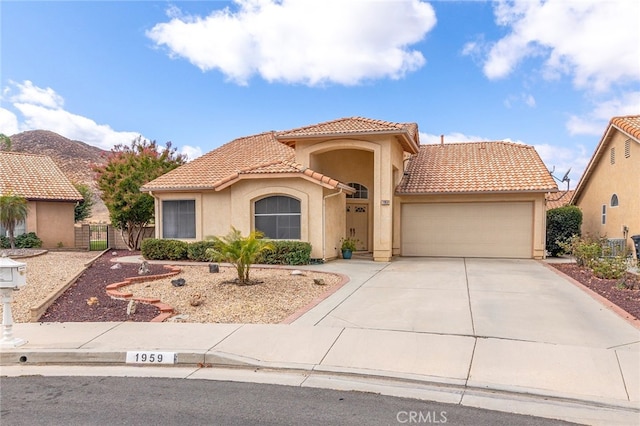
373, 145, 393, 261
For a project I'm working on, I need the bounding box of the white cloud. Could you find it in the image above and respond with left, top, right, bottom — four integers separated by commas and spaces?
180, 145, 203, 161
147, 0, 436, 86
477, 0, 640, 92
533, 143, 590, 189
1, 80, 140, 150
567, 91, 640, 136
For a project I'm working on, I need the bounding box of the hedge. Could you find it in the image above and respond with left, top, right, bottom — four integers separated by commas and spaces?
0, 232, 43, 249
546, 205, 582, 257
255, 241, 312, 265
140, 238, 188, 260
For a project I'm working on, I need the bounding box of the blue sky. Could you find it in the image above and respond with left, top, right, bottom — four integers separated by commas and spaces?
1, 0, 639, 187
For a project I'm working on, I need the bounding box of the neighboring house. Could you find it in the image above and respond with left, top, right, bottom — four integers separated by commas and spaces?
571, 115, 640, 252
142, 117, 557, 261
0, 151, 83, 248
545, 190, 574, 210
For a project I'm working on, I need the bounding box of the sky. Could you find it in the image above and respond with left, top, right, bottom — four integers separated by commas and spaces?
1, 0, 639, 188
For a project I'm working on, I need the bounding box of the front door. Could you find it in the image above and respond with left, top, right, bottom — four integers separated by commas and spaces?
346, 203, 368, 251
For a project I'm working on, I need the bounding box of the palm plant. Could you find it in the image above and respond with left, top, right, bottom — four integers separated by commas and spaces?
206, 227, 274, 285
0, 194, 29, 249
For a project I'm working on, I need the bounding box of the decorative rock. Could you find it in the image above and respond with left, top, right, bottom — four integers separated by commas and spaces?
111, 251, 118, 256
86, 296, 99, 306
313, 278, 326, 286
138, 261, 150, 275
110, 263, 122, 269
126, 299, 137, 315
209, 264, 219, 273
291, 270, 305, 276
171, 278, 186, 287
189, 293, 204, 306
168, 314, 190, 322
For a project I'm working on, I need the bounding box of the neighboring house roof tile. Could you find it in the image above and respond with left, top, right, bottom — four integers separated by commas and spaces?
0, 151, 83, 201
546, 190, 574, 210
276, 116, 420, 153
572, 114, 640, 204
396, 142, 557, 194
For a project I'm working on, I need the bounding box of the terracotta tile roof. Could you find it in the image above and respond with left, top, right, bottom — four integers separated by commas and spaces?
0, 151, 83, 201
396, 142, 558, 194
142, 132, 295, 191
141, 131, 353, 192
611, 115, 640, 139
572, 114, 640, 204
276, 117, 420, 153
546, 190, 574, 210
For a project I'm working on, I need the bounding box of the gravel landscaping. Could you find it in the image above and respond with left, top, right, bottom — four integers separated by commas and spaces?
3, 251, 342, 324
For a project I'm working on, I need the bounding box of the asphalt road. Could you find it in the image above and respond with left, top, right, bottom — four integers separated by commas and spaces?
0, 376, 577, 426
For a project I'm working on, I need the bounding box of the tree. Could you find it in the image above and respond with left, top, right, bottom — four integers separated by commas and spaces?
0, 133, 11, 151
206, 228, 275, 285
0, 194, 28, 249
73, 183, 95, 223
94, 136, 186, 250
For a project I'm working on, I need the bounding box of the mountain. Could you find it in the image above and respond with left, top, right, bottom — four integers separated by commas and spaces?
7, 130, 110, 222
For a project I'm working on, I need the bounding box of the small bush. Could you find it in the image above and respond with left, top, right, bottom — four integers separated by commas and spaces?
559, 234, 603, 267
591, 256, 627, 280
546, 205, 582, 257
0, 236, 8, 249
15, 232, 43, 248
255, 241, 312, 265
141, 238, 188, 260
187, 240, 220, 261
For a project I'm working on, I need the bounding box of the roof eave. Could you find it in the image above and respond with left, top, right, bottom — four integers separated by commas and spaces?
396, 188, 557, 196
277, 129, 419, 154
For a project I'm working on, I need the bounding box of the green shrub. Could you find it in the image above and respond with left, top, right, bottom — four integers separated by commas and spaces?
559, 234, 603, 267
591, 256, 627, 280
141, 238, 188, 260
255, 241, 312, 265
187, 240, 220, 261
0, 236, 8, 249
546, 205, 582, 257
15, 232, 42, 248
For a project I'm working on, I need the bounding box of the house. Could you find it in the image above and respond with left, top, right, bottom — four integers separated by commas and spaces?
142, 117, 557, 261
571, 115, 640, 252
545, 190, 574, 210
0, 151, 83, 248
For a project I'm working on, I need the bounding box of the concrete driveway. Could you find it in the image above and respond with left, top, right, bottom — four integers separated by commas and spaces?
296, 257, 639, 347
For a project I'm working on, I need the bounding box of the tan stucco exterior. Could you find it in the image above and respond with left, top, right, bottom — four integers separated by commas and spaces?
146, 119, 553, 261
24, 200, 77, 248
574, 129, 640, 249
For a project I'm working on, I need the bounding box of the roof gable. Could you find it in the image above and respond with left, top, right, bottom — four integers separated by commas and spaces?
572, 115, 640, 204
276, 116, 420, 153
0, 151, 83, 201
396, 141, 557, 194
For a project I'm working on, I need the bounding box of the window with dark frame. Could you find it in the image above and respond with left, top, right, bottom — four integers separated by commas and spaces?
162, 200, 196, 239
254, 196, 301, 239
345, 183, 368, 199
611, 194, 619, 207
601, 204, 606, 225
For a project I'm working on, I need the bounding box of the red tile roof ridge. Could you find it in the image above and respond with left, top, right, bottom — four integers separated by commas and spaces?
611, 114, 640, 140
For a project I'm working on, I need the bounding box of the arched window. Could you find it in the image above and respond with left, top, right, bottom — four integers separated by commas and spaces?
255, 196, 301, 239
611, 194, 619, 207
346, 183, 368, 199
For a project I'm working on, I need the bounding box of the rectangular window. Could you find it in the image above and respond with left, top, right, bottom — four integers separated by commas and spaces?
601, 204, 606, 225
0, 220, 26, 238
162, 200, 195, 239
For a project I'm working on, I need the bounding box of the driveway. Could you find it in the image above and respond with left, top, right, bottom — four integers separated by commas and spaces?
295, 257, 640, 348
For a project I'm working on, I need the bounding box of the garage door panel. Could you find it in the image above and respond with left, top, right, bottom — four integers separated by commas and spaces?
401, 202, 533, 258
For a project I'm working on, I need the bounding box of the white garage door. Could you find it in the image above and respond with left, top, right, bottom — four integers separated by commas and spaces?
401, 202, 533, 258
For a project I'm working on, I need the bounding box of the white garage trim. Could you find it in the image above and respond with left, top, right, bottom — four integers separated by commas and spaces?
401, 202, 534, 258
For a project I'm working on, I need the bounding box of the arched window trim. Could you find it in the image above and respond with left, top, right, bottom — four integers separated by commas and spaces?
346, 183, 369, 199
254, 195, 301, 240
610, 194, 619, 207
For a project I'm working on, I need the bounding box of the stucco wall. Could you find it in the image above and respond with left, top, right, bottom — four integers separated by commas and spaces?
576, 134, 639, 247
26, 201, 77, 248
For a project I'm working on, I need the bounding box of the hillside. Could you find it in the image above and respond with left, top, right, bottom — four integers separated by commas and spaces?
7, 130, 110, 222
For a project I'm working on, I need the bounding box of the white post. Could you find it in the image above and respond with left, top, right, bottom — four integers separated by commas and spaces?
0, 288, 26, 348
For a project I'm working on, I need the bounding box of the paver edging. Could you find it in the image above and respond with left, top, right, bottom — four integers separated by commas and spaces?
104, 265, 182, 322
540, 261, 640, 330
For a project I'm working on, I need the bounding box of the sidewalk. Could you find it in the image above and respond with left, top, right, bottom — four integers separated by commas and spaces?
1, 257, 639, 425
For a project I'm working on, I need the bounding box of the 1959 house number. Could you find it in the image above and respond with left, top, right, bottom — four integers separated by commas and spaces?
125, 351, 177, 364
